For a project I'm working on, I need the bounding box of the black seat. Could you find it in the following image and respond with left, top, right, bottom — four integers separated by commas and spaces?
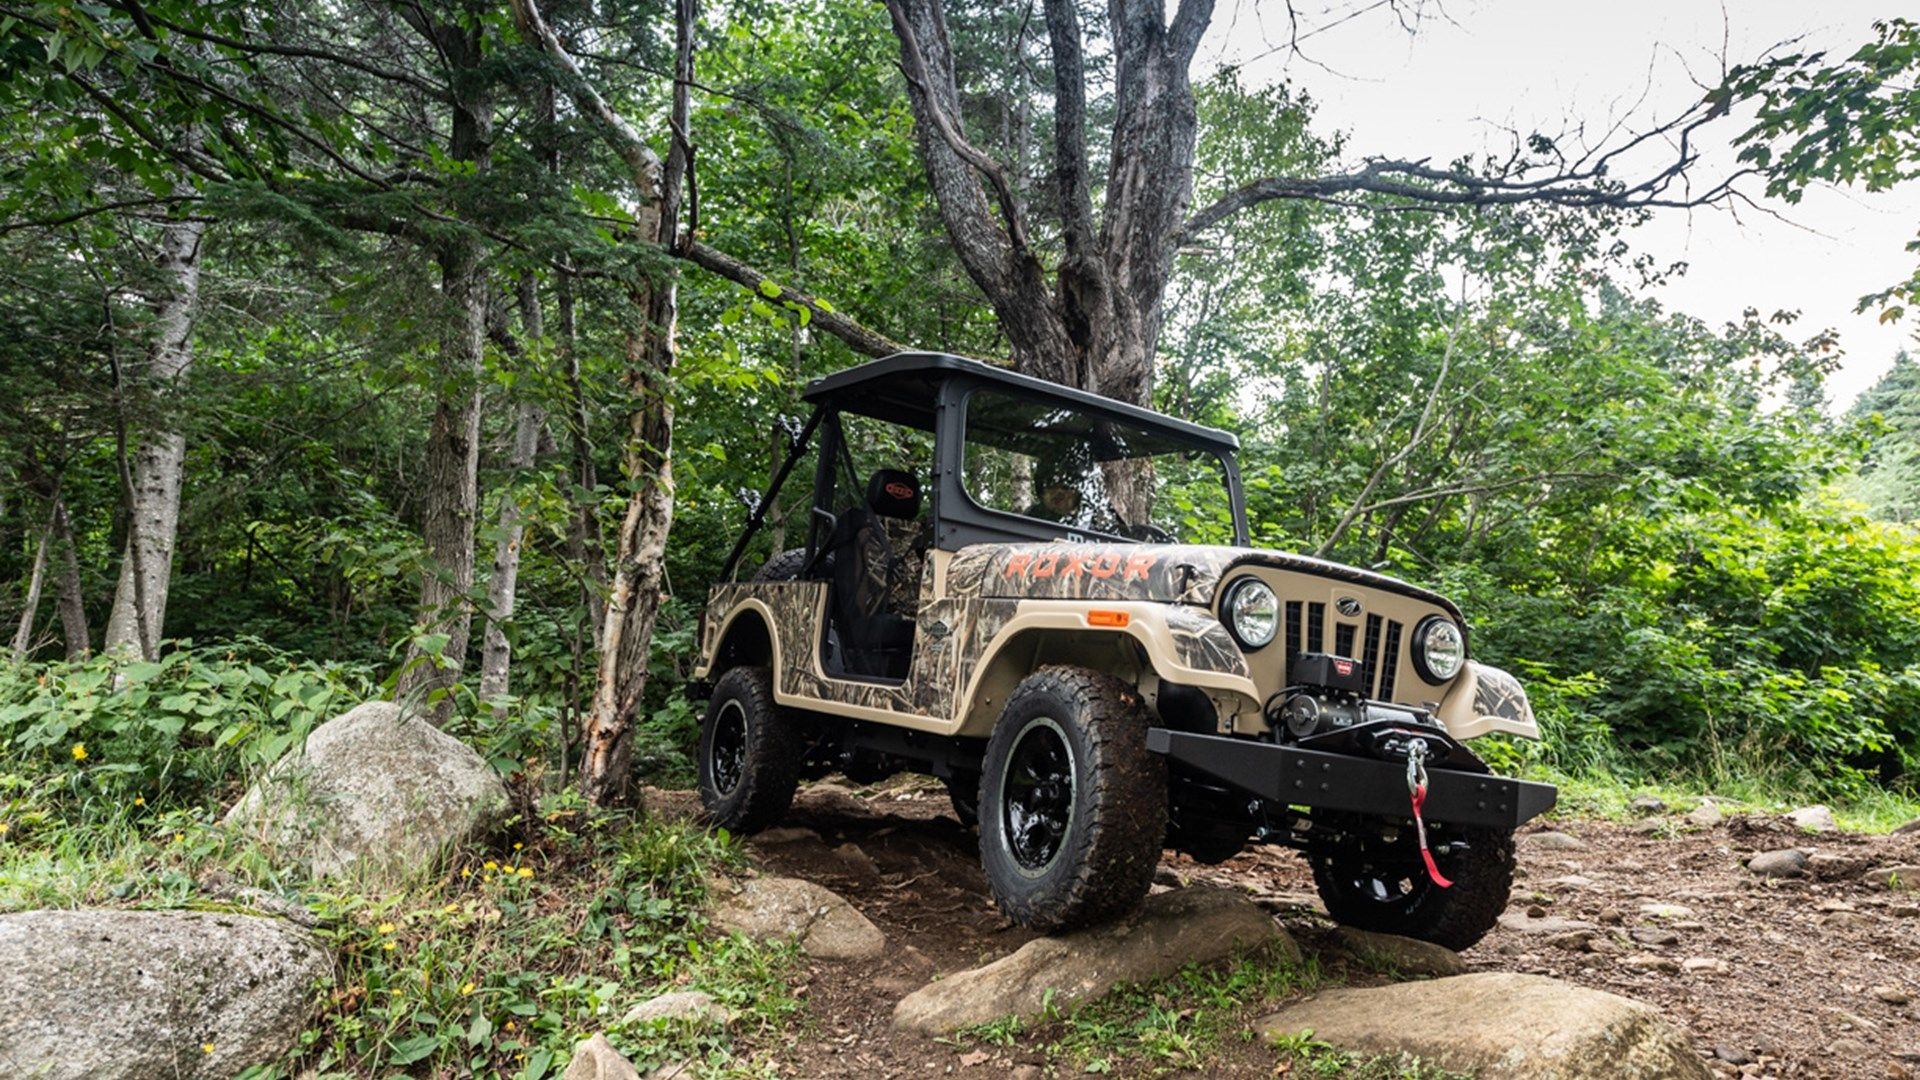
825, 468, 923, 678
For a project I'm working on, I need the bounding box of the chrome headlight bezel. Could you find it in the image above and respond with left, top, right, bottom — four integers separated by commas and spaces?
1223, 577, 1279, 650
1411, 615, 1465, 683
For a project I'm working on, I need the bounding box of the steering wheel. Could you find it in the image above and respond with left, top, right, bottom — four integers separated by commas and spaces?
1117, 519, 1175, 543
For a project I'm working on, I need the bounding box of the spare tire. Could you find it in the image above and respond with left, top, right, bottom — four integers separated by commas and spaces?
751, 547, 809, 583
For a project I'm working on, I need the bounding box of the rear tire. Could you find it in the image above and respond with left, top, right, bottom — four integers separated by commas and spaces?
697, 666, 801, 834
1309, 821, 1514, 950
979, 666, 1167, 932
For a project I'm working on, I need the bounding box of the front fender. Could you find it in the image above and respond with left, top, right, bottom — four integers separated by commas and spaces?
1436, 661, 1541, 740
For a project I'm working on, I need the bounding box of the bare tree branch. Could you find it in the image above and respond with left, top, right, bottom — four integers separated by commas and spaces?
680, 242, 905, 358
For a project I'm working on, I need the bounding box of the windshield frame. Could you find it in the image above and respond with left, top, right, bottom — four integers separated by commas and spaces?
936, 380, 1251, 550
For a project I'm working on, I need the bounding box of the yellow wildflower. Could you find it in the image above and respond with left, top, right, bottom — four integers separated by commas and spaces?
504, 1020, 516, 1032
382, 942, 396, 951
483, 860, 499, 871
461, 981, 476, 995
461, 867, 473, 878
377, 922, 396, 935
202, 1044, 215, 1055
133, 797, 145, 807
71, 744, 87, 762
0, 822, 10, 836
516, 867, 533, 879
443, 903, 459, 915
512, 842, 523, 850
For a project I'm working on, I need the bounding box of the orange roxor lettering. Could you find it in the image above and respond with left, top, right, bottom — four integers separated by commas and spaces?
1089, 552, 1121, 579
1124, 553, 1158, 581
1031, 553, 1060, 578
1003, 553, 1033, 577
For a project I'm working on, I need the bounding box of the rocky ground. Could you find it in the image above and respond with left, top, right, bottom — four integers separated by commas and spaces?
650, 781, 1920, 1080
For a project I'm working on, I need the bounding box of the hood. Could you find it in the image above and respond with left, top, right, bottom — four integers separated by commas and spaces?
945, 542, 1461, 617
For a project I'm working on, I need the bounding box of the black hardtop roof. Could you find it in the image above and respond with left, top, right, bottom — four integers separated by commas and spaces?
802, 351, 1240, 452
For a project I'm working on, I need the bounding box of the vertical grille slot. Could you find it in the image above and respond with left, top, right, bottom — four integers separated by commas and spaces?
1379, 620, 1403, 702
1333, 622, 1355, 659
1362, 614, 1384, 695
1306, 602, 1325, 655
1284, 601, 1303, 684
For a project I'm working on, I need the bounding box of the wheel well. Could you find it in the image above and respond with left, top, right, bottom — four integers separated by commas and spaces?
957, 629, 1148, 736
713, 611, 774, 674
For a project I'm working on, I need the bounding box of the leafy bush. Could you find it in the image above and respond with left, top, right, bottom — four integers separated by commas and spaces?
0, 639, 375, 833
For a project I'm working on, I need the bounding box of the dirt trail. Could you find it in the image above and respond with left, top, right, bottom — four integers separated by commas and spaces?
652, 782, 1920, 1079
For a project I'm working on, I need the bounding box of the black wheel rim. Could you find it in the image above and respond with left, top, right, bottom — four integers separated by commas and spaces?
1000, 718, 1076, 873
709, 699, 748, 796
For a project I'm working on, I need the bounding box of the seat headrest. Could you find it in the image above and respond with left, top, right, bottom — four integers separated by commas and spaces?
866, 468, 921, 519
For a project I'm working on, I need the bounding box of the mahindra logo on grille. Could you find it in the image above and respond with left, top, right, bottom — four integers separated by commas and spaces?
1335, 596, 1363, 617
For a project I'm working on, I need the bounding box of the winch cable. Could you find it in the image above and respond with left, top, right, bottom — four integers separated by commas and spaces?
1405, 740, 1454, 889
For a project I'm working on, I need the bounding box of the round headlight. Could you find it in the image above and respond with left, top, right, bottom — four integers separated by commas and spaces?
1225, 578, 1278, 649
1412, 616, 1465, 682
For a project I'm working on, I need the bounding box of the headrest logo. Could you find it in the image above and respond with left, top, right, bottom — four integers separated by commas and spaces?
884, 481, 915, 500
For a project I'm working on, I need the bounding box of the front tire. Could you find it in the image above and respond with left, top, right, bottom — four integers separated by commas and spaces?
697, 666, 801, 834
1309, 821, 1515, 950
979, 667, 1167, 932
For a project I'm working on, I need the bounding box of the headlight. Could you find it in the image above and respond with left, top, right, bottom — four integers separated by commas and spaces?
1411, 616, 1465, 682
1224, 578, 1278, 649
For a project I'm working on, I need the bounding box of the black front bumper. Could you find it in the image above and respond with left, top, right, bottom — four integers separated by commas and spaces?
1147, 728, 1557, 831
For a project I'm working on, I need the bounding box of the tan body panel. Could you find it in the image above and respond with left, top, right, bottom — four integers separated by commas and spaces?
695, 542, 1537, 744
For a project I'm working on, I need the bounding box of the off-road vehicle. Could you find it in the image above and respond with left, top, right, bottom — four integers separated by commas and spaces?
691, 352, 1555, 948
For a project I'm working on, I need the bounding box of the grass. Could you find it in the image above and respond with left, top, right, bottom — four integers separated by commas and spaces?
1522, 763, 1920, 832
1269, 1031, 1474, 1079
0, 776, 800, 1080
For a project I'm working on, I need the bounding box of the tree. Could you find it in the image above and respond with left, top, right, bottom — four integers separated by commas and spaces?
878, 0, 1762, 414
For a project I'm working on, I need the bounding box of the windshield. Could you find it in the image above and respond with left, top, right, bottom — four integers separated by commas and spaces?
961, 388, 1239, 544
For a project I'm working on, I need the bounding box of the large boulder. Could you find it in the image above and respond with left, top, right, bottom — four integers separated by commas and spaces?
1255, 972, 1711, 1080
0, 909, 332, 1080
225, 701, 508, 881
709, 875, 887, 960
892, 886, 1292, 1034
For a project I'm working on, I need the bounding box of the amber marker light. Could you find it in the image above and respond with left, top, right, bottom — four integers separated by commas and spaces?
1086, 610, 1131, 628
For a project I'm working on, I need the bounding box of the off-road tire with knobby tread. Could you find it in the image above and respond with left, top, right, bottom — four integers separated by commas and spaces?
697, 666, 801, 834
979, 666, 1168, 932
751, 547, 809, 583
1309, 822, 1515, 950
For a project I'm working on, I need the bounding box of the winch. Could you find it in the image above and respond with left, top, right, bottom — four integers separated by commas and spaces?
1266, 652, 1446, 741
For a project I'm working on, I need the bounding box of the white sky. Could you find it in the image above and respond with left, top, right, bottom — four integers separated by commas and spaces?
1202, 0, 1920, 409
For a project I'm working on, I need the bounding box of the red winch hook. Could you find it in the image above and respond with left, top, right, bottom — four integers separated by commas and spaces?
1405, 741, 1453, 889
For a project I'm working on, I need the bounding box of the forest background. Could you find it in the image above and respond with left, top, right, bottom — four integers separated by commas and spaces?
3, 0, 1920, 830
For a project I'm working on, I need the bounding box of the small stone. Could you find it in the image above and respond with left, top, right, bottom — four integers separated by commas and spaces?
1747, 849, 1809, 879
1863, 865, 1920, 890
1630, 928, 1680, 946
1639, 902, 1696, 920
1685, 802, 1725, 827
1526, 904, 1548, 918
621, 990, 731, 1027
1621, 953, 1681, 973
1629, 795, 1669, 815
751, 826, 821, 845
1888, 1061, 1916, 1080
1546, 874, 1596, 890
1683, 957, 1729, 974
563, 1034, 642, 1080
1873, 985, 1913, 1005
1332, 927, 1468, 977
1830, 1037, 1872, 1057
1831, 1008, 1880, 1030
1810, 853, 1867, 881
1598, 908, 1626, 926
1714, 1045, 1755, 1065
1521, 830, 1589, 852
1543, 931, 1597, 952
1495, 913, 1600, 936
1787, 805, 1838, 832
1889, 904, 1920, 918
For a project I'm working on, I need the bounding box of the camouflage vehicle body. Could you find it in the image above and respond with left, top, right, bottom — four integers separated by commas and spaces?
693, 352, 1556, 944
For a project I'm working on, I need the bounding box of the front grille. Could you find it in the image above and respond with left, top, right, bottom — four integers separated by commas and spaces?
1361, 614, 1383, 692
1278, 596, 1405, 703
1379, 620, 1403, 701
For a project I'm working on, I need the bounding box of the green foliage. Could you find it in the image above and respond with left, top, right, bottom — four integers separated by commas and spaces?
1268, 1030, 1473, 1080
0, 641, 374, 836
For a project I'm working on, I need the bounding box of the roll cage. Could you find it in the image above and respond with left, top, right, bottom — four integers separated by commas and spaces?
717, 352, 1253, 582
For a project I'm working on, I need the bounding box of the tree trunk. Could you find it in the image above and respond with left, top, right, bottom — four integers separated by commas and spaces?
513, 0, 693, 807
478, 278, 548, 717
51, 497, 89, 659
9, 518, 51, 663
394, 24, 493, 724
103, 217, 205, 660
